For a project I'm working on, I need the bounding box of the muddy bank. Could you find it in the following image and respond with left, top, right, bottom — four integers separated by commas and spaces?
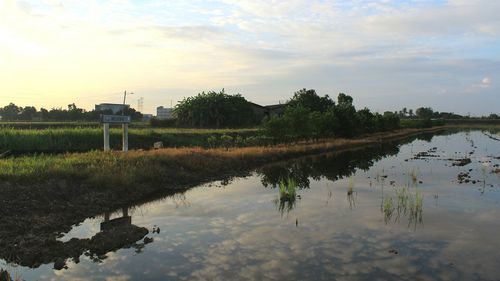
0, 126, 477, 269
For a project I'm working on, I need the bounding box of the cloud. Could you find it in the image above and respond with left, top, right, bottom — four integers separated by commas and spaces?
481, 76, 492, 88
0, 0, 499, 114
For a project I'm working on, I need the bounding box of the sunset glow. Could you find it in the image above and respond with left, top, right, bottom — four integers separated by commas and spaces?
1, 0, 499, 114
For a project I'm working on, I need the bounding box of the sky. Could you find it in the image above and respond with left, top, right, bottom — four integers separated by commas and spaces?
0, 0, 499, 115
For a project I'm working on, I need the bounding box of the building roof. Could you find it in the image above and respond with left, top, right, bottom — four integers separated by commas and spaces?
247, 102, 267, 109
248, 102, 287, 109
265, 104, 287, 110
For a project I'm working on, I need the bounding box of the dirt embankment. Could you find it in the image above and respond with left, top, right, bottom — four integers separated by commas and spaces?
0, 126, 458, 269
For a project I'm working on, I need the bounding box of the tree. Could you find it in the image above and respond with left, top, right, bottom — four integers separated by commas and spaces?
415, 107, 434, 119
355, 108, 376, 134
382, 111, 400, 131
174, 89, 255, 128
118, 107, 143, 122
40, 108, 49, 121
0, 103, 21, 120
19, 106, 37, 121
287, 88, 335, 113
333, 93, 357, 137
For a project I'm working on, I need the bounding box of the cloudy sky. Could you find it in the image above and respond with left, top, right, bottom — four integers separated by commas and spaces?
0, 0, 499, 115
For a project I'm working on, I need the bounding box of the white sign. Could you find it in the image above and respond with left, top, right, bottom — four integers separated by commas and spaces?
101, 115, 131, 124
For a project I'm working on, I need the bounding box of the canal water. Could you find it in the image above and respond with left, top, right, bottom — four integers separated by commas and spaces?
2, 129, 500, 280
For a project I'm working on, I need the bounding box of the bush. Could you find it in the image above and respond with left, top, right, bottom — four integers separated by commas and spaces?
150, 118, 177, 128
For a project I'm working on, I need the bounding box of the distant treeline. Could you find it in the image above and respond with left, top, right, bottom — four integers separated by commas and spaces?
0, 103, 143, 121
2, 90, 498, 126
261, 89, 402, 141
395, 106, 499, 120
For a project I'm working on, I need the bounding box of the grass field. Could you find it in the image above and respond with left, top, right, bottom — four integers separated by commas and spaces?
0, 127, 259, 153
0, 121, 151, 129
0, 126, 451, 189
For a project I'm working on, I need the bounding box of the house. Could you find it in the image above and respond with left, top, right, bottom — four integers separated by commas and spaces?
248, 102, 287, 123
265, 104, 286, 117
95, 103, 129, 114
248, 102, 268, 123
157, 106, 173, 120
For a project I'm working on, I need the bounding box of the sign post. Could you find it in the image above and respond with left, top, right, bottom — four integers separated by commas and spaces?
103, 123, 110, 151
101, 115, 131, 152
122, 123, 129, 152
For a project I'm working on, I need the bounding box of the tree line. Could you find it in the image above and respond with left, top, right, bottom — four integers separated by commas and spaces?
261, 89, 400, 141
0, 103, 143, 121
395, 106, 500, 120
170, 88, 498, 129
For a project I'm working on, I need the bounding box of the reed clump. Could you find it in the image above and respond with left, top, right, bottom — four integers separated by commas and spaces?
382, 186, 423, 227
279, 178, 297, 202
275, 178, 298, 215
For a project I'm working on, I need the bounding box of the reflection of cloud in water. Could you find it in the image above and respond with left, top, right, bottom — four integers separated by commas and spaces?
51, 251, 132, 281
188, 226, 458, 281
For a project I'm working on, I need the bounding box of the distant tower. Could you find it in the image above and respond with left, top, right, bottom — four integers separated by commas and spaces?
137, 97, 144, 112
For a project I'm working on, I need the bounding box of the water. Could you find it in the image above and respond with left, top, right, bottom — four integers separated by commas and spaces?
2, 130, 500, 280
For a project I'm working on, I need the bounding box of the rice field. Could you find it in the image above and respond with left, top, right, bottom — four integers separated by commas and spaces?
0, 127, 259, 153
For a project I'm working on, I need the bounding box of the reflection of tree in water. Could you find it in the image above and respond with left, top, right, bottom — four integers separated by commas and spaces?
416, 133, 435, 142
258, 142, 402, 190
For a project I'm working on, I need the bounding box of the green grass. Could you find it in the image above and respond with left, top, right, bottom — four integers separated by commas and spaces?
0, 127, 259, 153
277, 178, 298, 215
382, 186, 423, 227
279, 178, 297, 202
400, 119, 445, 128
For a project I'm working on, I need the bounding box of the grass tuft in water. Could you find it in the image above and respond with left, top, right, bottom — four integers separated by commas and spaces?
382, 186, 423, 228
383, 197, 395, 224
279, 178, 297, 202
409, 169, 419, 185
276, 178, 298, 215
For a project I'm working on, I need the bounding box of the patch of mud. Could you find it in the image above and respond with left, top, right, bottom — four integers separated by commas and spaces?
452, 158, 472, 167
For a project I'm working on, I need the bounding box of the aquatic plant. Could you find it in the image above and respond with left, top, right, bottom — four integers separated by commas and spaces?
409, 168, 419, 185
382, 186, 423, 228
383, 197, 395, 223
275, 178, 299, 215
279, 178, 297, 202
407, 189, 423, 226
396, 186, 409, 215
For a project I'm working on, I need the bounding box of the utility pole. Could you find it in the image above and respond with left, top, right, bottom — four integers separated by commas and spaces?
122, 90, 133, 152
122, 90, 134, 116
